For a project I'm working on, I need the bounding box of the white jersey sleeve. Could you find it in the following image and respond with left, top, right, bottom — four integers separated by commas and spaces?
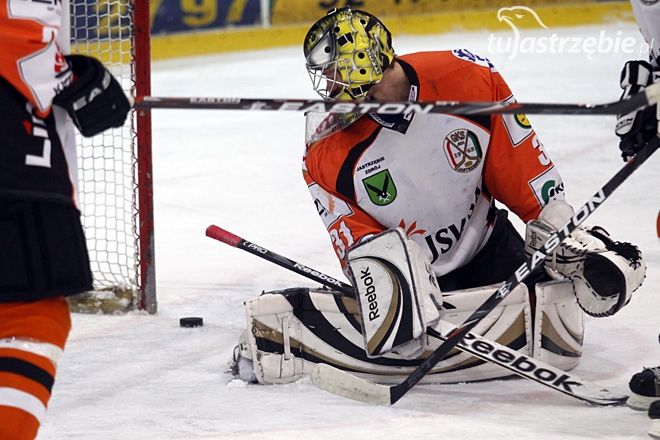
630, 0, 660, 66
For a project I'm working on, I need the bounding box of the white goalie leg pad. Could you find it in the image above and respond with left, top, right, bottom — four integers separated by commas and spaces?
526, 199, 646, 317
409, 282, 534, 383
233, 284, 532, 385
347, 228, 441, 359
231, 330, 257, 383
238, 292, 307, 384
532, 279, 584, 371
439, 283, 533, 357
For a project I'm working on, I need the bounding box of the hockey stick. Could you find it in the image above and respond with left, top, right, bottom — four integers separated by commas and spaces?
312, 136, 660, 406
136, 82, 659, 115
205, 225, 627, 406
426, 327, 626, 406
205, 225, 352, 295
313, 326, 627, 406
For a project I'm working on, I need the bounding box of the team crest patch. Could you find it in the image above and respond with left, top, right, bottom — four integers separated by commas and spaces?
362, 169, 397, 206
443, 129, 483, 173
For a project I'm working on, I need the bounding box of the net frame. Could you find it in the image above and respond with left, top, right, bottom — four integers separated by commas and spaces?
69, 0, 155, 313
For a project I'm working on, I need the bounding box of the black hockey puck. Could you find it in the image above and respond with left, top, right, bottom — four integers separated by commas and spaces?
179, 317, 203, 328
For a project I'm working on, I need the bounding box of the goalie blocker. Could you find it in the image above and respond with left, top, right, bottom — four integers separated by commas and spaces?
346, 229, 442, 359
231, 278, 584, 385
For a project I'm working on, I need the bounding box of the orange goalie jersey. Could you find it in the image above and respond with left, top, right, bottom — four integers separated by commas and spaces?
303, 50, 565, 276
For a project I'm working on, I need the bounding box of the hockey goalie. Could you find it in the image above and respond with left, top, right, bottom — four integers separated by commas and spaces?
230, 7, 646, 385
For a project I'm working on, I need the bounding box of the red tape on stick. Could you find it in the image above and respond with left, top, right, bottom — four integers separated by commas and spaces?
205, 225, 242, 247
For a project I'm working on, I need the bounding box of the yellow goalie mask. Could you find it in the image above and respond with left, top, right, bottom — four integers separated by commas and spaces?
303, 7, 395, 101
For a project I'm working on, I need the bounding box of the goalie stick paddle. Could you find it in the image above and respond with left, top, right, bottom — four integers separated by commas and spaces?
425, 328, 627, 406
204, 225, 628, 406
312, 327, 628, 407
136, 82, 660, 115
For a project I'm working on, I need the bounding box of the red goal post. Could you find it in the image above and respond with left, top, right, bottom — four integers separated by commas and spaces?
69, 0, 155, 314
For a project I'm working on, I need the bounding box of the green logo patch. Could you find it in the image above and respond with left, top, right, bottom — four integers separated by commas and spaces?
363, 169, 397, 206
541, 179, 564, 204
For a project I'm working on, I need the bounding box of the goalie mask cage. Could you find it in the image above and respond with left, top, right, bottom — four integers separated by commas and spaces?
69, 0, 155, 314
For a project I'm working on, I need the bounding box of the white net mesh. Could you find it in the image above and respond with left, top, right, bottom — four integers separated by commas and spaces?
70, 0, 140, 307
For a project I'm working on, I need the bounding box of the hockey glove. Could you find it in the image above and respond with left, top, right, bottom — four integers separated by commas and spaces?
53, 55, 130, 137
347, 228, 442, 359
615, 60, 660, 161
525, 200, 646, 317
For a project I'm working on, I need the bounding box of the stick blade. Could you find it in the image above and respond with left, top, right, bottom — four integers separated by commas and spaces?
311, 364, 392, 406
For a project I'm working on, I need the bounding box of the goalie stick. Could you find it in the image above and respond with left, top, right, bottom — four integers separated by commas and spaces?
315, 136, 660, 406
205, 226, 628, 406
313, 326, 627, 407
205, 226, 351, 295
135, 82, 659, 115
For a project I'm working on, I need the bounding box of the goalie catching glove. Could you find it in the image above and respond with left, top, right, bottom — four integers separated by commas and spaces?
525, 200, 645, 317
347, 228, 442, 359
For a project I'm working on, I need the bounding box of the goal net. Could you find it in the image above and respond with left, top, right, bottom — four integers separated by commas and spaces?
69, 0, 155, 314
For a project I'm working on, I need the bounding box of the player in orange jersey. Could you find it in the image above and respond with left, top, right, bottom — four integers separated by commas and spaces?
302, 6, 646, 349
231, 7, 646, 385
0, 0, 129, 437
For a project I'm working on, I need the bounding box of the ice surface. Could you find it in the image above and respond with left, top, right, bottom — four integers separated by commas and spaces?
40, 23, 660, 439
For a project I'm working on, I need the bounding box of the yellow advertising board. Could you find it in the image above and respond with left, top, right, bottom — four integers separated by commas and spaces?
146, 0, 634, 59
271, 0, 612, 25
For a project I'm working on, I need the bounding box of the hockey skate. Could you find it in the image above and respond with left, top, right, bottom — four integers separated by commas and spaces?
628, 367, 660, 439
628, 366, 660, 410
650, 401, 660, 439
